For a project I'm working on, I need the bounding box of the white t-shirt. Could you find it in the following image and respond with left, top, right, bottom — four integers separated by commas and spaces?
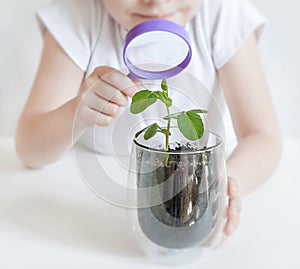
37, 0, 266, 157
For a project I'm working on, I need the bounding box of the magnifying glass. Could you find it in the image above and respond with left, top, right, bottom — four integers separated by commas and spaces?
123, 19, 192, 80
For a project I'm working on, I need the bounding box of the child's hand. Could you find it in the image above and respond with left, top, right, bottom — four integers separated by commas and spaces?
75, 66, 140, 127
217, 177, 242, 247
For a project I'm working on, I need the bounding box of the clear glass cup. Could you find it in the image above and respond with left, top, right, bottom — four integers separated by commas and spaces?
127, 131, 228, 265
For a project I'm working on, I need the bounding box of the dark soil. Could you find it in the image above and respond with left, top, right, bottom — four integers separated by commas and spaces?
136, 143, 222, 249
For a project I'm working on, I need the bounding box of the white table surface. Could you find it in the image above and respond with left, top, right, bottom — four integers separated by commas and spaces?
0, 137, 299, 269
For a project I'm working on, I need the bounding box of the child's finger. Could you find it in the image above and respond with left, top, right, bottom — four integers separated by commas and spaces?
230, 197, 242, 213
214, 234, 228, 249
133, 78, 143, 93
100, 68, 140, 97
224, 197, 241, 236
227, 199, 241, 222
90, 79, 128, 107
227, 176, 239, 198
82, 66, 117, 92
93, 66, 119, 79
224, 216, 240, 236
87, 93, 121, 117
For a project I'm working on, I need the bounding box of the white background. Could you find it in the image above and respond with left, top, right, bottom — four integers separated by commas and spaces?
0, 0, 299, 137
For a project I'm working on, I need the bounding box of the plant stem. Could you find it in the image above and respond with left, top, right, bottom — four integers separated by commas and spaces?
163, 105, 171, 165
165, 106, 171, 151
164, 82, 171, 165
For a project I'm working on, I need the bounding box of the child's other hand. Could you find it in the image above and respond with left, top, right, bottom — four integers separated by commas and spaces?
217, 177, 242, 247
75, 66, 140, 127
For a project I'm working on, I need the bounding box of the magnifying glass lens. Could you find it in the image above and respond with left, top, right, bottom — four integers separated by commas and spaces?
126, 31, 190, 72
123, 20, 192, 80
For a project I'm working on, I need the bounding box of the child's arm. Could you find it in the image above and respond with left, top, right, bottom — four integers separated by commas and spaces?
218, 33, 282, 196
214, 33, 282, 242
16, 31, 137, 168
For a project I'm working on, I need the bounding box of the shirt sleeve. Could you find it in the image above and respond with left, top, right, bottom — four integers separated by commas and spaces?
212, 0, 266, 69
36, 0, 102, 71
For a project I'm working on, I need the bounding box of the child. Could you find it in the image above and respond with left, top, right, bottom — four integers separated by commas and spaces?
16, 0, 282, 244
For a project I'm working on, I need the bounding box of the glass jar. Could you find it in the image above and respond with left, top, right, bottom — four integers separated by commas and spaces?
127, 131, 228, 265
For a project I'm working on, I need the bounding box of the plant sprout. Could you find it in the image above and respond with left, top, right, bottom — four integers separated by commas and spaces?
130, 78, 208, 152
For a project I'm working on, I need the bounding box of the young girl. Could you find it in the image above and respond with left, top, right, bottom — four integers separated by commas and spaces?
16, 0, 282, 244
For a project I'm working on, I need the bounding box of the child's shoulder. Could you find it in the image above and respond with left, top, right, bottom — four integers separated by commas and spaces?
196, 0, 265, 35
37, 0, 107, 70
41, 0, 104, 21
193, 0, 266, 69
37, 0, 107, 37
49, 0, 100, 9
200, 0, 258, 21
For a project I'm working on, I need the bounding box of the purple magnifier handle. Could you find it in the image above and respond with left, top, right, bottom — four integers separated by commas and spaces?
123, 19, 192, 80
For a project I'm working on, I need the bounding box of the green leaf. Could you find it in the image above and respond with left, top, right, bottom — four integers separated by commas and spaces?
135, 126, 149, 138
144, 123, 159, 140
163, 112, 184, 120
130, 90, 157, 114
177, 112, 204, 141
187, 109, 209, 114
135, 123, 160, 140
161, 77, 168, 92
154, 91, 172, 107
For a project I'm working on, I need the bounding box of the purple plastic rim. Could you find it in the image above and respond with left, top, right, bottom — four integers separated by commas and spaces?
123, 19, 192, 80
